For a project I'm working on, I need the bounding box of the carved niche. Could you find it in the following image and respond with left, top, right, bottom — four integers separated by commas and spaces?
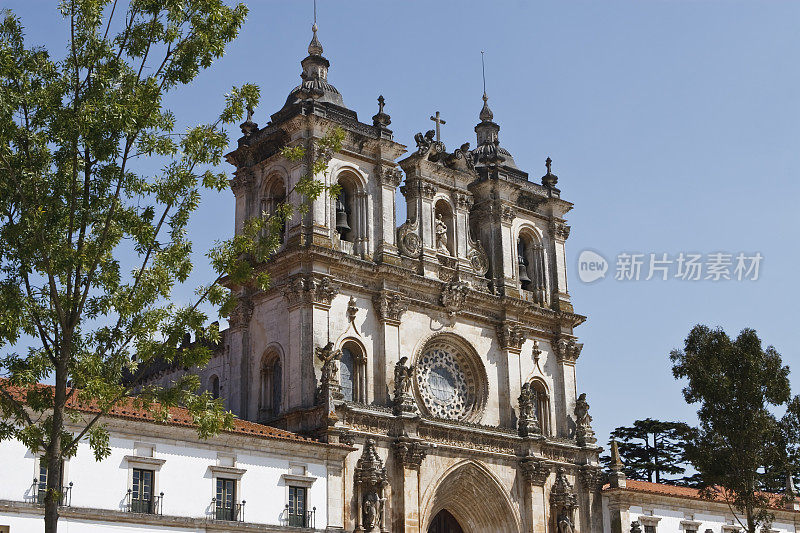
353, 439, 388, 533
550, 467, 579, 533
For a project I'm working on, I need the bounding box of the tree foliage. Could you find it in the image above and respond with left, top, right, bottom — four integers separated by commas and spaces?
602, 418, 697, 485
671, 325, 792, 533
0, 1, 342, 531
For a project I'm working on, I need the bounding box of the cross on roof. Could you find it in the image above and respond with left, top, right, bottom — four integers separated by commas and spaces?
430, 111, 446, 142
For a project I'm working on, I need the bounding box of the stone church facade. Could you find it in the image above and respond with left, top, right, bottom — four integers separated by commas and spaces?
140, 23, 603, 533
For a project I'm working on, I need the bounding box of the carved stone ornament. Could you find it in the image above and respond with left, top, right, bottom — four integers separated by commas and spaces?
579, 464, 604, 492
414, 129, 446, 159
380, 167, 403, 188
315, 342, 343, 408
393, 356, 417, 415
550, 467, 578, 533
497, 322, 526, 352
227, 296, 254, 330
501, 205, 516, 224
440, 281, 470, 316
373, 292, 408, 325
396, 216, 422, 257
393, 436, 427, 469
283, 274, 339, 309
554, 337, 583, 364
347, 296, 359, 326
519, 456, 550, 486
550, 220, 571, 240
517, 190, 544, 212
229, 168, 255, 195
518, 382, 540, 438
467, 240, 489, 276
353, 439, 388, 533
574, 393, 597, 446
630, 521, 643, 533
445, 142, 475, 171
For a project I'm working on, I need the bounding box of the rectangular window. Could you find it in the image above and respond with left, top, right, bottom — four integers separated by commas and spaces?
131, 468, 154, 513
644, 526, 656, 533
288, 486, 307, 527
37, 458, 65, 505
215, 478, 236, 521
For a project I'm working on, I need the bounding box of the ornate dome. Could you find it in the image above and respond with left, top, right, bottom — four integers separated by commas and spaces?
472, 94, 518, 169
413, 335, 487, 422
281, 24, 345, 110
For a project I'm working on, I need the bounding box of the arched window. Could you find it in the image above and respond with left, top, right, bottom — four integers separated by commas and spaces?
339, 341, 366, 403
259, 354, 282, 420
209, 375, 220, 399
434, 200, 455, 256
517, 231, 546, 304
530, 380, 550, 436
261, 176, 286, 244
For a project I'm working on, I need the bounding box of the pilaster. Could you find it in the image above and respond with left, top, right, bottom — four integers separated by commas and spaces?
393, 437, 427, 533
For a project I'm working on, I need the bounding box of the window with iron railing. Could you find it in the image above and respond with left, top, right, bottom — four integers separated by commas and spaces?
287, 486, 315, 528
35, 458, 71, 506
214, 478, 244, 521
128, 468, 162, 514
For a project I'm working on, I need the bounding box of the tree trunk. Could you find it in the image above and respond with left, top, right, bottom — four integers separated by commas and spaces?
44, 360, 67, 533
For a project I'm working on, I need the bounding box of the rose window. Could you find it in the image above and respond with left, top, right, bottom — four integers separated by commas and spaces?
415, 339, 485, 421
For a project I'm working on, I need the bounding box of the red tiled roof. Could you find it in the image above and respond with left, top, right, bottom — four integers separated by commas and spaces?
604, 479, 799, 512
0, 380, 341, 448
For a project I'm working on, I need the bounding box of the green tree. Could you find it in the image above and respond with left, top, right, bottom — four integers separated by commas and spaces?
602, 418, 697, 484
671, 325, 792, 533
0, 2, 341, 532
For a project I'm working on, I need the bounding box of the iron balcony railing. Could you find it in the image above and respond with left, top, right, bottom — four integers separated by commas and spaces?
126, 489, 164, 515
285, 504, 316, 528
33, 480, 72, 507
212, 498, 245, 522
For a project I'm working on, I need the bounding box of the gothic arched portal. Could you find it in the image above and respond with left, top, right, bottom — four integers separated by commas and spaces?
428, 509, 464, 533
421, 461, 521, 533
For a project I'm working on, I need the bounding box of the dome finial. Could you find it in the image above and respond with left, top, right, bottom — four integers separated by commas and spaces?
479, 51, 493, 122
308, 0, 323, 56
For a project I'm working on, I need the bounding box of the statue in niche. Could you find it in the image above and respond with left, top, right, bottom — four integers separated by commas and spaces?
435, 213, 449, 254
362, 491, 380, 531
557, 509, 575, 533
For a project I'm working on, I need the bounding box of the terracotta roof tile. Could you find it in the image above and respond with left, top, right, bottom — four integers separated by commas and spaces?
604, 479, 799, 512
1, 380, 342, 448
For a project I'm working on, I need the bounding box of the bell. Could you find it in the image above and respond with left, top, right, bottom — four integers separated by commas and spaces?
518, 244, 532, 287
335, 197, 351, 235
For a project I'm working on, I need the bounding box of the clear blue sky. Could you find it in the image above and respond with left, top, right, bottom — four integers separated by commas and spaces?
8, 0, 800, 448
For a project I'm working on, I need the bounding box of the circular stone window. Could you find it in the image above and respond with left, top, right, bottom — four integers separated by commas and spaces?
414, 337, 487, 422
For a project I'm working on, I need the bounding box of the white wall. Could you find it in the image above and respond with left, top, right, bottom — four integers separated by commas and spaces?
0, 420, 330, 530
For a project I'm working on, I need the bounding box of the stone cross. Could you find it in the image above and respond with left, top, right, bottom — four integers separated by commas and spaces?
377, 95, 385, 114
430, 111, 446, 142
546, 156, 552, 174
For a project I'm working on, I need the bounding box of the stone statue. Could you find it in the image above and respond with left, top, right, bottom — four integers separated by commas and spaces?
414, 129, 436, 153
574, 392, 596, 446
557, 510, 575, 533
393, 357, 416, 415
517, 382, 539, 437
394, 357, 413, 395
435, 214, 449, 254
317, 342, 341, 385
363, 491, 379, 531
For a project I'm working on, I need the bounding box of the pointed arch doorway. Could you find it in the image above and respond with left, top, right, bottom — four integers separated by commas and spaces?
429, 509, 464, 533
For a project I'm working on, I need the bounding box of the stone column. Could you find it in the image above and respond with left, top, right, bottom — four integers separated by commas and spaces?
373, 292, 408, 405
520, 457, 550, 533
393, 437, 427, 533
549, 218, 572, 312
375, 167, 403, 264
554, 337, 582, 439
496, 322, 526, 428
230, 295, 253, 420
579, 465, 604, 533
607, 501, 630, 533
326, 460, 345, 530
